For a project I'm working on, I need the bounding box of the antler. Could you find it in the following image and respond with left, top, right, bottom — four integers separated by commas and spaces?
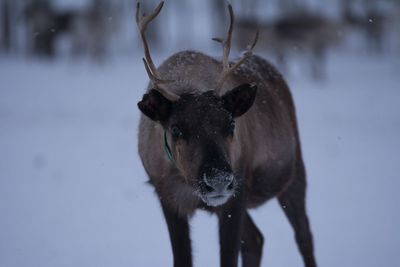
136, 1, 179, 101
213, 3, 259, 92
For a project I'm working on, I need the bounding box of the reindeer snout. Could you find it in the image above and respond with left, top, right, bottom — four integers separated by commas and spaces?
199, 170, 235, 207
203, 174, 234, 194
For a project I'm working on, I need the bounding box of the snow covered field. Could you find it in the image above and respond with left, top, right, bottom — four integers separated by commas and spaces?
0, 49, 399, 267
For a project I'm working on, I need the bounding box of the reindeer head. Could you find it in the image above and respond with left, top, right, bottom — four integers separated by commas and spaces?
136, 2, 258, 206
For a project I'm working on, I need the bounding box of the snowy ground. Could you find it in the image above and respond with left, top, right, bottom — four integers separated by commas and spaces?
0, 49, 399, 267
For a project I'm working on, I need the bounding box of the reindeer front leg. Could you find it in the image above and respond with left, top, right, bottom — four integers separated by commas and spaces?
217, 192, 246, 267
160, 200, 192, 267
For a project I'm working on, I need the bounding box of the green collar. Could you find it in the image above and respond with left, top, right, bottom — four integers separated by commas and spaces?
163, 131, 175, 165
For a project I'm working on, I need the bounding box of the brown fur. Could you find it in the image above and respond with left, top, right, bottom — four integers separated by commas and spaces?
138, 51, 316, 267
139, 51, 297, 211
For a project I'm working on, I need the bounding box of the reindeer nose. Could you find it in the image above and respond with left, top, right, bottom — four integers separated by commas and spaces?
203, 173, 234, 194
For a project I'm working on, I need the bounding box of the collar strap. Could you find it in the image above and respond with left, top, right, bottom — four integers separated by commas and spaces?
163, 131, 175, 164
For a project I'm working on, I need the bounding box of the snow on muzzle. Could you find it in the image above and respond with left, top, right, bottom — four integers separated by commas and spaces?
198, 169, 235, 207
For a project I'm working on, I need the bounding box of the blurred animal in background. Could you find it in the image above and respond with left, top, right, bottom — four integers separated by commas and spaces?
24, 0, 58, 57
23, 0, 115, 61
2, 0, 397, 75
340, 0, 388, 54
271, 12, 342, 80
235, 9, 342, 80
69, 0, 116, 62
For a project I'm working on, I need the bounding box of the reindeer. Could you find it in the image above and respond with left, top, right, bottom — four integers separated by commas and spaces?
136, 2, 317, 267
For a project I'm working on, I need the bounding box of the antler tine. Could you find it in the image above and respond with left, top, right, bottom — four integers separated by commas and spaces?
212, 3, 234, 72
214, 3, 259, 92
222, 3, 234, 71
223, 30, 259, 75
136, 1, 179, 101
249, 30, 259, 50
136, 1, 164, 77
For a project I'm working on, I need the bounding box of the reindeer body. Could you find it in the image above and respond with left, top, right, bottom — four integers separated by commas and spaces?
138, 52, 315, 267
139, 51, 299, 213
136, 3, 316, 267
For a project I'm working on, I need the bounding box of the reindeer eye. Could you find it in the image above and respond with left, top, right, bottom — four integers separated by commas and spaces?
171, 125, 183, 138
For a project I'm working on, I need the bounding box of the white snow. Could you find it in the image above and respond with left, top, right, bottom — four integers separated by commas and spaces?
0, 49, 399, 267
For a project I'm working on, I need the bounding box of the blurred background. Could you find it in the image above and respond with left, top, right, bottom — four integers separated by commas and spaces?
1, 0, 399, 71
1, 0, 399, 266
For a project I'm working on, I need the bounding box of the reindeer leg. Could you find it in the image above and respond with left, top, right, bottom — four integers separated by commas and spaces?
240, 212, 264, 267
217, 193, 246, 267
277, 162, 317, 267
160, 200, 192, 267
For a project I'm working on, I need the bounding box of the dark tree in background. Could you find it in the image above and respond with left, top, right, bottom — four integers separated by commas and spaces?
24, 0, 56, 57
0, 0, 17, 53
1, 0, 11, 52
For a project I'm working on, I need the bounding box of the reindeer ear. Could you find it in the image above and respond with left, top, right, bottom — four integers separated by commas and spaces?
138, 89, 173, 122
222, 83, 257, 118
